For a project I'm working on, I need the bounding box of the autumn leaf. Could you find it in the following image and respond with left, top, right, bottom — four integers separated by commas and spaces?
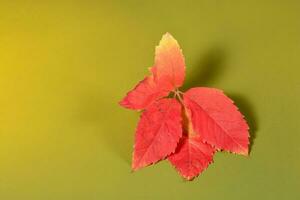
168, 135, 215, 180
168, 105, 215, 180
119, 33, 185, 110
119, 75, 168, 110
119, 33, 250, 180
152, 32, 186, 90
132, 98, 182, 170
183, 87, 249, 155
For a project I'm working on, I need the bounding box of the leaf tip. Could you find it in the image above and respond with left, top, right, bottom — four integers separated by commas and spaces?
131, 161, 141, 172
119, 97, 130, 109
158, 32, 179, 48
163, 32, 172, 37
239, 148, 249, 156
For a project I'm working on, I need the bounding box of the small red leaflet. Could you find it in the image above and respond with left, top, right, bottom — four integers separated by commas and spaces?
119, 33, 250, 180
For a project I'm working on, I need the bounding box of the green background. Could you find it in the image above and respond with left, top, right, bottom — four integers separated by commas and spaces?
0, 1, 299, 199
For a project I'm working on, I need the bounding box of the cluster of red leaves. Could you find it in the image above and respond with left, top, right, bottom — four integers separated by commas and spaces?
119, 33, 250, 180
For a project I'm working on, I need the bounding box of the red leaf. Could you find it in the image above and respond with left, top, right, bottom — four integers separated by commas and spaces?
120, 33, 252, 180
119, 75, 168, 110
120, 33, 185, 110
183, 87, 250, 155
153, 33, 186, 90
132, 98, 182, 171
168, 135, 215, 180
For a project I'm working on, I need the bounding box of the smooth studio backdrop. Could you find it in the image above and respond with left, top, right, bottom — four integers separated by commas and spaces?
0, 1, 299, 200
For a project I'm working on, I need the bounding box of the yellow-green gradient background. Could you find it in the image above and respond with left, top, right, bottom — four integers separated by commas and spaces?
0, 1, 299, 199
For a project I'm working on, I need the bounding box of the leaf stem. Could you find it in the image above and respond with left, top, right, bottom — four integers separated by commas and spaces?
174, 89, 184, 104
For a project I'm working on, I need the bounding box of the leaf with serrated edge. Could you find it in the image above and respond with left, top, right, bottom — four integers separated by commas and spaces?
120, 33, 251, 180
168, 135, 215, 180
168, 104, 215, 180
153, 33, 186, 90
132, 98, 182, 171
119, 75, 168, 110
183, 87, 250, 155
120, 33, 185, 110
